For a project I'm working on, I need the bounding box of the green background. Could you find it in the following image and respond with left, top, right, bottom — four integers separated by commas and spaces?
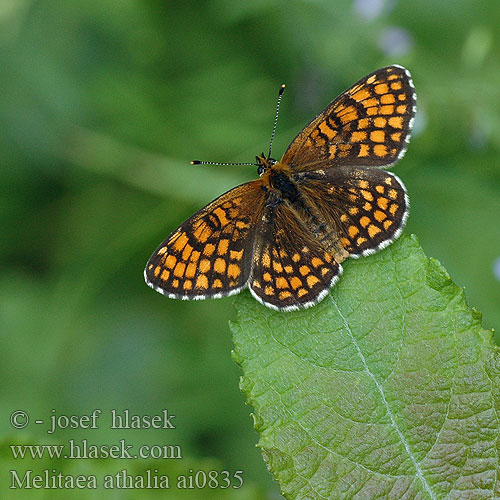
1, 0, 499, 497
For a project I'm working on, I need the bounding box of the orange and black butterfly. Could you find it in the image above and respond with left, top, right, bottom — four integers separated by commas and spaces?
145, 65, 416, 311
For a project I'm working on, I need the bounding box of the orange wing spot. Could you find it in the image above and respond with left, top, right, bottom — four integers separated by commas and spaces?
352, 88, 371, 101
398, 93, 407, 100
361, 190, 374, 201
199, 259, 211, 274
391, 81, 403, 90
373, 144, 388, 157
214, 258, 226, 273
195, 274, 209, 290
374, 117, 387, 128
370, 130, 385, 142
349, 207, 359, 215
358, 144, 370, 157
375, 83, 389, 94
396, 105, 407, 114
203, 243, 216, 256
217, 239, 229, 256
165, 255, 177, 269
367, 107, 378, 116
160, 270, 169, 281
340, 214, 348, 223
183, 280, 193, 291
366, 75, 376, 84
292, 253, 300, 263
279, 291, 292, 300
290, 277, 303, 290
263, 272, 272, 282
154, 266, 161, 277
384, 220, 394, 230
272, 261, 283, 273
340, 110, 358, 124
319, 121, 336, 139
348, 225, 359, 238
185, 262, 197, 279
356, 237, 368, 245
385, 177, 393, 185
381, 93, 396, 104
388, 74, 399, 81
307, 275, 320, 288
388, 189, 398, 200
360, 216, 370, 228
190, 250, 201, 262
173, 262, 186, 278
252, 279, 261, 289
299, 265, 311, 276
236, 220, 250, 230
363, 202, 372, 211
261, 251, 271, 267
374, 210, 387, 222
284, 265, 293, 273
329, 144, 337, 158
228, 264, 241, 279
338, 144, 353, 158
351, 131, 367, 142
389, 203, 399, 215
213, 279, 223, 288
311, 257, 323, 268
340, 237, 351, 248
323, 252, 333, 263
321, 267, 330, 276
389, 116, 403, 129
297, 288, 308, 298
368, 224, 382, 238
172, 233, 189, 252
391, 132, 402, 142
377, 197, 389, 210
276, 277, 289, 289
279, 249, 289, 258
358, 179, 369, 189
158, 246, 168, 256
264, 285, 275, 296
182, 244, 193, 261
380, 105, 395, 115
358, 118, 369, 129
363, 98, 378, 108
193, 223, 211, 243
230, 249, 243, 261
375, 185, 385, 194
172, 279, 180, 288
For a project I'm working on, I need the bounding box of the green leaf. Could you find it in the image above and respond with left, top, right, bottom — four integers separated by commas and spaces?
231, 235, 500, 500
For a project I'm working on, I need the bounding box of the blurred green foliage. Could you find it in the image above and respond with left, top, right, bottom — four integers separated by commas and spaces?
1, 0, 499, 497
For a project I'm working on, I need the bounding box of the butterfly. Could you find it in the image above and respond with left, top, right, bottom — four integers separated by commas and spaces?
145, 65, 416, 311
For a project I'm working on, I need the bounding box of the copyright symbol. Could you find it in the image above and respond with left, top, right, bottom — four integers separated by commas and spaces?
11, 410, 29, 429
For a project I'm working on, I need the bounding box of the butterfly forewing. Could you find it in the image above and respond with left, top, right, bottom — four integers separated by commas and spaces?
281, 65, 416, 171
145, 181, 265, 299
249, 203, 341, 311
299, 166, 408, 257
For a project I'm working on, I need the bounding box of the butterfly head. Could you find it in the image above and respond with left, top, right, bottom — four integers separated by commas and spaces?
256, 153, 276, 176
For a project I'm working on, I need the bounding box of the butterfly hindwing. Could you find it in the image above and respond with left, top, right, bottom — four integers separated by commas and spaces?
145, 181, 265, 299
298, 166, 408, 257
249, 202, 341, 311
281, 65, 416, 172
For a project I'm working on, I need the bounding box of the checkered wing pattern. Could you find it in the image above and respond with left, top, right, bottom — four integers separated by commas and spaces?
299, 166, 408, 257
281, 66, 416, 171
145, 181, 265, 299
249, 203, 341, 311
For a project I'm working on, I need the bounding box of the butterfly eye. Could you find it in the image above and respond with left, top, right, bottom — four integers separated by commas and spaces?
257, 165, 265, 176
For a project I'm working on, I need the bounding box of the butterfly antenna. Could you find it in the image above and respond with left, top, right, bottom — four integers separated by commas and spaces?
190, 160, 257, 166
268, 84, 286, 158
